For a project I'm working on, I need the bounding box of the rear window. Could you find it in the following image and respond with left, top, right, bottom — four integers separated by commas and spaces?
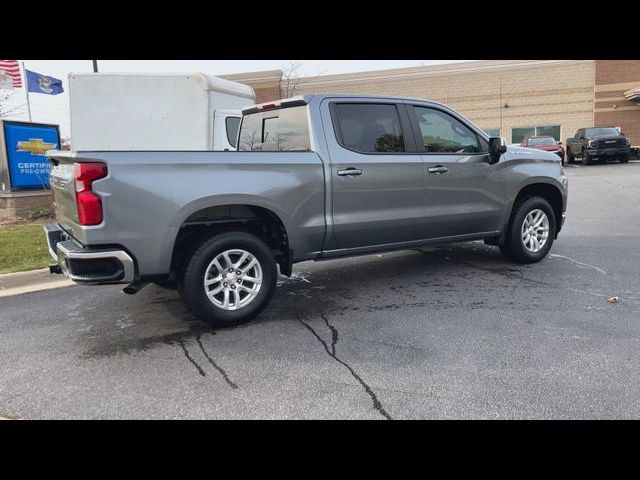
527, 137, 556, 146
238, 106, 311, 152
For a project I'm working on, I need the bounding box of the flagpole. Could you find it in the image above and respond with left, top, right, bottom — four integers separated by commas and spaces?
21, 62, 32, 122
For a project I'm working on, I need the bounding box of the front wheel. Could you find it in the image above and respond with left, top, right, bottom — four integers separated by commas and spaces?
582, 150, 592, 165
180, 231, 277, 327
566, 149, 575, 164
499, 196, 556, 264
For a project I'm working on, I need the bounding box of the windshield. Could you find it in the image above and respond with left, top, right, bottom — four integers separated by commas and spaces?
527, 137, 557, 146
585, 127, 620, 137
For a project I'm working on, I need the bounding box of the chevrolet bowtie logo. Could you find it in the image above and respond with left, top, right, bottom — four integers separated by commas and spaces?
16, 138, 57, 156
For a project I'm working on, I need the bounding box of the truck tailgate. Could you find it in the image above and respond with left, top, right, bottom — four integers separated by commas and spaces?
48, 153, 78, 227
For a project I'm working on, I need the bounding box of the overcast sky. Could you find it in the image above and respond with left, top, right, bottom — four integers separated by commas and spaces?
2, 60, 471, 137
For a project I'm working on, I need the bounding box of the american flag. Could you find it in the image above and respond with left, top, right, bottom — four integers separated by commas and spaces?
0, 60, 23, 88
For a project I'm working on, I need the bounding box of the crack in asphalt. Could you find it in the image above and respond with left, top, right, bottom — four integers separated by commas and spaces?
196, 334, 238, 389
321, 314, 339, 356
177, 339, 206, 376
298, 315, 392, 420
173, 335, 239, 389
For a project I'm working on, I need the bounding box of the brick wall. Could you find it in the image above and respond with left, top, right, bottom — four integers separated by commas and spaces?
293, 60, 595, 143
0, 192, 53, 222
221, 60, 640, 145
220, 70, 283, 104
594, 61, 640, 145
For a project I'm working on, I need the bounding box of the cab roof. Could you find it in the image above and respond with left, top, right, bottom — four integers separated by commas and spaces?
243, 93, 450, 114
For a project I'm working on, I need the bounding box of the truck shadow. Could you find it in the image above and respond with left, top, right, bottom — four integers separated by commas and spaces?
83, 241, 531, 357
257, 241, 533, 323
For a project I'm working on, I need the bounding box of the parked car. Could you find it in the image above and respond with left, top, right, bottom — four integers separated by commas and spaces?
45, 94, 568, 327
520, 136, 565, 162
565, 127, 631, 165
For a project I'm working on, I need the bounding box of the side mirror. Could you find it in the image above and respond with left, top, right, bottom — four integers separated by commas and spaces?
489, 137, 507, 164
557, 141, 563, 145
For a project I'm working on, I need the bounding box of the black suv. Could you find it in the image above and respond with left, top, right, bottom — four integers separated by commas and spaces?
565, 127, 631, 165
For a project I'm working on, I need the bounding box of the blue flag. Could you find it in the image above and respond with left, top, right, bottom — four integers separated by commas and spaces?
26, 69, 64, 95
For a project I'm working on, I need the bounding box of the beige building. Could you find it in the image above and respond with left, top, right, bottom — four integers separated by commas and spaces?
223, 60, 640, 145
3, 60, 639, 222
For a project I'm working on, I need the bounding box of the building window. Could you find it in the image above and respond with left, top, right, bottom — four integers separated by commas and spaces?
484, 128, 500, 137
512, 125, 561, 144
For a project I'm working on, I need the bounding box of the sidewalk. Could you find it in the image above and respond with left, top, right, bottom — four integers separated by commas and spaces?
0, 268, 75, 298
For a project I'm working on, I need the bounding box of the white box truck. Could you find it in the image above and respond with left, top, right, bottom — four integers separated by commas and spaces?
68, 72, 255, 151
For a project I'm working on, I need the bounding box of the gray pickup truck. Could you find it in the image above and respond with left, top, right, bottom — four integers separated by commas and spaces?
45, 94, 568, 326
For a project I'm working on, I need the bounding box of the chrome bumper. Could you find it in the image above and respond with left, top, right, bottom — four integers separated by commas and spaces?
44, 223, 135, 284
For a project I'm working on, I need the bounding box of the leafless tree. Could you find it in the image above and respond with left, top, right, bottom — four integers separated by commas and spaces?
61, 136, 72, 150
239, 129, 261, 151
0, 90, 25, 118
281, 61, 303, 98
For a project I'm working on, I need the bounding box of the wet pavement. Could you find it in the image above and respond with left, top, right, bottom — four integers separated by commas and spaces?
1, 161, 639, 419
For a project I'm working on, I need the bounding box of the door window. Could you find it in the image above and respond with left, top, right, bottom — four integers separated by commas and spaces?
225, 116, 241, 147
333, 103, 405, 153
412, 106, 481, 153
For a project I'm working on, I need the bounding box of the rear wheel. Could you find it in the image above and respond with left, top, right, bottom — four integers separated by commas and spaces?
499, 196, 556, 264
180, 231, 277, 327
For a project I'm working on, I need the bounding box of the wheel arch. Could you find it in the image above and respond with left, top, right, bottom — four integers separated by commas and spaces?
163, 197, 293, 280
510, 181, 564, 237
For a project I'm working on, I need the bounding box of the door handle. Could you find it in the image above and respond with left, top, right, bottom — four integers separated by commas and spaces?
337, 168, 363, 177
428, 166, 449, 174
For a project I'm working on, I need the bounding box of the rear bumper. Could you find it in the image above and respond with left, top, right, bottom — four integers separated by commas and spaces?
44, 223, 135, 284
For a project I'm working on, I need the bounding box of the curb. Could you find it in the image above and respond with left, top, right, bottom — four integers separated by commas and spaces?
0, 268, 75, 298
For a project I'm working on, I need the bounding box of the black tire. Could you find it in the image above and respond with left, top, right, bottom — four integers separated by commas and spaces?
582, 150, 591, 165
566, 150, 575, 164
620, 155, 629, 164
180, 231, 277, 327
499, 196, 556, 264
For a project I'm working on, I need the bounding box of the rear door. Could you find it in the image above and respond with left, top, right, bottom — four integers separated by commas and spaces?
406, 103, 507, 238
321, 99, 426, 249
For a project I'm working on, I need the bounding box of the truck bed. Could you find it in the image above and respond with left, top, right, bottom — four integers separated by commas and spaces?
48, 150, 326, 277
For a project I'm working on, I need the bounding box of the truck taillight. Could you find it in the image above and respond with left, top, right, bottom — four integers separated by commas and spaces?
74, 162, 107, 225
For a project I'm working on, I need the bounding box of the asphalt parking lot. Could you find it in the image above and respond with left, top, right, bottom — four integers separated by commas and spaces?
1, 160, 639, 419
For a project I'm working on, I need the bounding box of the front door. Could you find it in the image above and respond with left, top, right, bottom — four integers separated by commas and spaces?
407, 104, 507, 238
323, 101, 426, 249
